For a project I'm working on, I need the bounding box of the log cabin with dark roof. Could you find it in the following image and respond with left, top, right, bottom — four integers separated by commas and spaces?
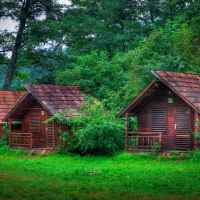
0, 91, 27, 139
118, 70, 200, 153
3, 84, 84, 151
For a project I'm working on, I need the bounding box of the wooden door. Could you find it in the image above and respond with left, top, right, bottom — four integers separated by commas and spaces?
30, 112, 46, 148
151, 108, 174, 151
175, 108, 191, 151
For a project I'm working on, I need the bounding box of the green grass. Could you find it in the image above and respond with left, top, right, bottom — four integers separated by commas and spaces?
0, 149, 200, 200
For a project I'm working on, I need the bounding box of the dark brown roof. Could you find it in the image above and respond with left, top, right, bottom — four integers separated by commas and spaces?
3, 84, 85, 122
152, 70, 200, 113
0, 91, 27, 122
118, 70, 200, 117
117, 80, 159, 117
25, 84, 85, 115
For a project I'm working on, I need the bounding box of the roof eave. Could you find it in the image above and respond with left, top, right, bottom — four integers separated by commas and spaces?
3, 93, 29, 122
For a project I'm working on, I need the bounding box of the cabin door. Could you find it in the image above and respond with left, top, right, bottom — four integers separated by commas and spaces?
46, 115, 54, 148
175, 108, 191, 151
30, 113, 46, 148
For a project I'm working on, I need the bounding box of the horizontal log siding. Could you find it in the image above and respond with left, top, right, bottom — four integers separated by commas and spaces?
134, 85, 193, 151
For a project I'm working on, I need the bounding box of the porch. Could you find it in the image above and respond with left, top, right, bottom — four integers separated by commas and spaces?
10, 132, 33, 148
125, 132, 162, 152
9, 132, 59, 150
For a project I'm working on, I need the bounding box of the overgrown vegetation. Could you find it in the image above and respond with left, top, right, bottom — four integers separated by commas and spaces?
46, 96, 124, 155
0, 123, 9, 147
193, 118, 200, 146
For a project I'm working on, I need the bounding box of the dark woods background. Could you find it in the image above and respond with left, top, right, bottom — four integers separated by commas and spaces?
0, 0, 199, 110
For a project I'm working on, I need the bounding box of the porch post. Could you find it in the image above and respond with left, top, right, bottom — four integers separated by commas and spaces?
8, 119, 12, 148
53, 120, 56, 150
125, 113, 129, 151
193, 112, 199, 150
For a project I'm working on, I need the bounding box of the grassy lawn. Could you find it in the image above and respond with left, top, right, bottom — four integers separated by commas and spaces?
0, 149, 200, 200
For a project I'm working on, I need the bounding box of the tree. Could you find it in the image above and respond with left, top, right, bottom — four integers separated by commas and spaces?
123, 11, 200, 104
63, 0, 146, 56
62, 0, 199, 57
0, 0, 64, 89
55, 51, 130, 110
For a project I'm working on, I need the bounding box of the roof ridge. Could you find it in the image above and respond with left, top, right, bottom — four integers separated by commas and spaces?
25, 84, 79, 87
153, 70, 200, 76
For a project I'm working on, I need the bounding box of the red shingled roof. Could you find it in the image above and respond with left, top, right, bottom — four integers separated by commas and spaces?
25, 84, 84, 115
0, 91, 27, 122
152, 70, 200, 113
118, 70, 200, 117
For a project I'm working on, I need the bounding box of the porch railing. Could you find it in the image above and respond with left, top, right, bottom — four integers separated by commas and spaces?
126, 132, 162, 151
9, 133, 33, 148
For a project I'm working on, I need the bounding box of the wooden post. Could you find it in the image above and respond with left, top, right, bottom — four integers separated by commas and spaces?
8, 119, 12, 148
159, 133, 162, 151
30, 133, 33, 148
193, 112, 199, 150
125, 113, 129, 151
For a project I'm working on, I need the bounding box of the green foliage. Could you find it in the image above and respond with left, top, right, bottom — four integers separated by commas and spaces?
1, 0, 200, 91
183, 149, 200, 161
56, 51, 129, 110
0, 0, 65, 89
0, 123, 9, 147
0, 145, 28, 156
150, 142, 159, 156
123, 16, 200, 104
51, 96, 124, 155
193, 118, 200, 144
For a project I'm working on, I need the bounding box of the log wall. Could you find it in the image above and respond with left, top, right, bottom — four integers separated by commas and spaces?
136, 85, 193, 151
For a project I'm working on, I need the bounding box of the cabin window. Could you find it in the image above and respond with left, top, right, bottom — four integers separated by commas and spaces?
151, 108, 166, 132
30, 114, 40, 133
11, 121, 22, 133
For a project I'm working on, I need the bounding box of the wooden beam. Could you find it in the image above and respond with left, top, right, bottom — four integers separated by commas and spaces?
8, 119, 11, 148
125, 113, 129, 151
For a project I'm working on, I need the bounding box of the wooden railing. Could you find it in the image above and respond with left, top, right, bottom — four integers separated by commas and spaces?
10, 133, 33, 148
126, 132, 162, 151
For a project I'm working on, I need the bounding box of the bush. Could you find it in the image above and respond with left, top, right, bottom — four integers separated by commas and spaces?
50, 96, 124, 155
0, 123, 9, 147
193, 118, 200, 145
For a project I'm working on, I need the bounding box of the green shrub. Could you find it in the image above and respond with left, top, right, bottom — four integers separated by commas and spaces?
151, 142, 159, 156
0, 123, 9, 147
193, 119, 200, 145
191, 149, 200, 161
0, 145, 10, 154
49, 96, 124, 155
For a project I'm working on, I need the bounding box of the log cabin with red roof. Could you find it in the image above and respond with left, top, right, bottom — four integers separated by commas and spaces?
3, 84, 84, 151
0, 91, 27, 139
118, 70, 200, 153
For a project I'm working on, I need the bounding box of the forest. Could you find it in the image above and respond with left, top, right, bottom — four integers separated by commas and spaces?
0, 0, 200, 154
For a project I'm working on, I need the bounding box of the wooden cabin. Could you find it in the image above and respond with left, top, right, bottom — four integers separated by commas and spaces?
0, 91, 27, 139
118, 70, 200, 152
3, 84, 84, 151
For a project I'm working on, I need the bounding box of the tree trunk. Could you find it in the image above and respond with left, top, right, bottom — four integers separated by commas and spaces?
3, 47, 19, 90
3, 0, 30, 90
